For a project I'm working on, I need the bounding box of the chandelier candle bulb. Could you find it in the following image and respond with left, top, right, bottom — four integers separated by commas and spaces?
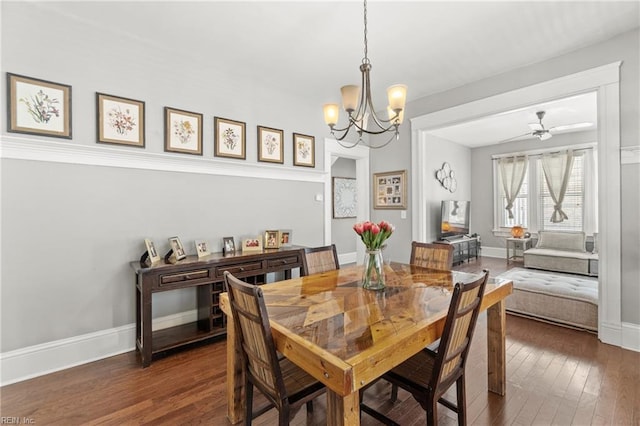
323, 104, 339, 126
387, 84, 407, 111
341, 85, 360, 113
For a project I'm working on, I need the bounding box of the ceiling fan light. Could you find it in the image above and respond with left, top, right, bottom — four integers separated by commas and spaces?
539, 132, 552, 141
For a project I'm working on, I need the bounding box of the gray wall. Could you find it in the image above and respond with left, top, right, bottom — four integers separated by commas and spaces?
1, 2, 326, 352
331, 157, 357, 255
372, 28, 639, 325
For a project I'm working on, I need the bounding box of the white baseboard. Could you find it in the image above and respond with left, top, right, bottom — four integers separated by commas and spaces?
338, 251, 357, 266
480, 246, 505, 259
0, 309, 197, 386
622, 322, 640, 352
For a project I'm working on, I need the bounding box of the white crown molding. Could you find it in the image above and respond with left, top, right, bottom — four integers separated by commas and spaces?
0, 135, 325, 182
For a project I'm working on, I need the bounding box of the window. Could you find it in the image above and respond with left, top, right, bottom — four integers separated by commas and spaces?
494, 147, 597, 234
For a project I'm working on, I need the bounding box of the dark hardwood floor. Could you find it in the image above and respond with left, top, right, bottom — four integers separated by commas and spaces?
1, 257, 638, 425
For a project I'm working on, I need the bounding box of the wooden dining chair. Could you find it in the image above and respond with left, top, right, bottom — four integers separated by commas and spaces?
300, 244, 340, 276
363, 270, 489, 426
410, 241, 454, 270
223, 271, 325, 425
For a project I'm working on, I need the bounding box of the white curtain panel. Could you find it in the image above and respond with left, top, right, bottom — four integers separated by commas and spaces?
541, 149, 575, 223
498, 155, 528, 219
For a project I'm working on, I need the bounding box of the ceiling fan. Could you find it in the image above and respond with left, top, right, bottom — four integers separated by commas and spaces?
499, 110, 593, 143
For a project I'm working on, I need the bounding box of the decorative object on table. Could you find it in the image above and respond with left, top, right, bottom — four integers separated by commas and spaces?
322, 0, 407, 149
7, 73, 72, 139
333, 177, 357, 218
435, 162, 457, 193
373, 170, 407, 209
264, 230, 280, 249
166, 236, 187, 263
353, 220, 395, 290
195, 240, 210, 258
242, 237, 263, 252
214, 117, 246, 159
140, 238, 161, 267
96, 92, 145, 147
279, 230, 292, 247
257, 125, 284, 163
510, 225, 525, 238
524, 231, 531, 239
222, 237, 236, 255
164, 107, 203, 155
293, 133, 315, 167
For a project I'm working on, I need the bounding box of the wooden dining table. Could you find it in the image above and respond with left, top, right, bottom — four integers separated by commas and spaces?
219, 262, 513, 425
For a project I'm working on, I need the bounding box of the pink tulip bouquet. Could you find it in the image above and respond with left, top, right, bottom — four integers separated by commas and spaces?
353, 220, 395, 250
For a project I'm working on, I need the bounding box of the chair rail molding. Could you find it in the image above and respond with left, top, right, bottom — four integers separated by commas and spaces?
411, 61, 623, 348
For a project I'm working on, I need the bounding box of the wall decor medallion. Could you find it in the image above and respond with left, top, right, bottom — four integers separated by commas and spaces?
7, 73, 72, 139
436, 162, 457, 192
293, 133, 315, 167
214, 117, 246, 159
97, 93, 145, 147
164, 107, 203, 155
257, 125, 284, 163
373, 170, 407, 209
333, 177, 357, 218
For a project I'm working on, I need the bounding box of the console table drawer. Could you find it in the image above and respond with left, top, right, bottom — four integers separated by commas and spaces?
267, 255, 300, 269
160, 269, 211, 286
216, 262, 263, 277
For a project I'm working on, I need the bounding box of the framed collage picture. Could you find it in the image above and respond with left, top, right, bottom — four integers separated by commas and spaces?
97, 93, 145, 147
164, 107, 203, 155
214, 117, 246, 159
374, 170, 407, 209
257, 126, 284, 163
7, 73, 72, 139
293, 133, 315, 167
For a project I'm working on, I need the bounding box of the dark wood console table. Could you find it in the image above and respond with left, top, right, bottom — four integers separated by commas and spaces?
130, 246, 303, 367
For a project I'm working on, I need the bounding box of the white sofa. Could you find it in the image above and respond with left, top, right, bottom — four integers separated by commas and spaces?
524, 231, 598, 276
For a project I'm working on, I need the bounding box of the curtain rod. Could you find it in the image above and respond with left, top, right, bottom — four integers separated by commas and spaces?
491, 144, 595, 161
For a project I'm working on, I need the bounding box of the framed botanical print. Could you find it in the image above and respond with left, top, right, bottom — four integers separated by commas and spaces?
374, 170, 407, 209
164, 107, 203, 155
214, 117, 246, 159
97, 93, 145, 147
7, 73, 72, 139
293, 133, 315, 167
333, 177, 357, 218
257, 125, 284, 164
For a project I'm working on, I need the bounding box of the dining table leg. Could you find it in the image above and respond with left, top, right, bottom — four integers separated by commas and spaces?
225, 311, 245, 424
326, 389, 360, 426
486, 298, 507, 396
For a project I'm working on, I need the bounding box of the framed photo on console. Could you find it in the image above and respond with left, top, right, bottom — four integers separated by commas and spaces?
264, 230, 280, 249
223, 237, 236, 255
242, 237, 263, 252
195, 240, 210, 258
279, 229, 292, 247
144, 238, 162, 265
374, 169, 407, 210
168, 236, 187, 260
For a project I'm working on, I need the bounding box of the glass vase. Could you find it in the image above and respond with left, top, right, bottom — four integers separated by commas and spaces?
362, 249, 385, 291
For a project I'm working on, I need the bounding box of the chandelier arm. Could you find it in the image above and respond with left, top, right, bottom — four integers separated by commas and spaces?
348, 117, 399, 135
361, 129, 399, 149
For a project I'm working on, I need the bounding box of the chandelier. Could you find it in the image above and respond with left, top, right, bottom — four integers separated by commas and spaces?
323, 0, 407, 149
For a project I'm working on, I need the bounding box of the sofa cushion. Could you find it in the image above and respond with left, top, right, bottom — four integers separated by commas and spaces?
536, 230, 586, 252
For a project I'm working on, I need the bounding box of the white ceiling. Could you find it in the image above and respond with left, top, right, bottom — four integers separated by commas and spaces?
37, 1, 639, 146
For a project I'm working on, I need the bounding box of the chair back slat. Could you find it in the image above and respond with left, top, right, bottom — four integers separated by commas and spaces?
224, 272, 286, 406
410, 241, 454, 270
301, 244, 340, 276
432, 270, 488, 391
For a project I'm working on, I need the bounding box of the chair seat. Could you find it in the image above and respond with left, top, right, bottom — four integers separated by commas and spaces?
280, 357, 325, 400
387, 349, 435, 390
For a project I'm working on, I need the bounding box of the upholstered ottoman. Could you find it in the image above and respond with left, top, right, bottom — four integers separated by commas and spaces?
497, 268, 598, 331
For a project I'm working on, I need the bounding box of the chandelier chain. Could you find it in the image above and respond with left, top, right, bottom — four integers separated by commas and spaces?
363, 0, 368, 63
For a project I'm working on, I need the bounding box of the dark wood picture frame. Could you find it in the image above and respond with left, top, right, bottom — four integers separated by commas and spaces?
293, 133, 315, 167
97, 92, 145, 147
257, 125, 284, 164
214, 117, 246, 159
7, 73, 72, 139
164, 107, 203, 155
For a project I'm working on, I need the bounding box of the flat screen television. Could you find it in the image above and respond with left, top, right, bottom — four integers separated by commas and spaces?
439, 200, 470, 240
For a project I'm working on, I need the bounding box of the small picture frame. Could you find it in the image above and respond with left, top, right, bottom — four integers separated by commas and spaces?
293, 133, 315, 167
7, 73, 72, 139
214, 117, 246, 159
264, 230, 280, 249
195, 240, 210, 258
374, 170, 408, 210
164, 107, 203, 155
333, 177, 357, 218
279, 230, 292, 247
257, 126, 284, 164
144, 238, 162, 265
242, 237, 263, 252
222, 237, 236, 255
97, 92, 145, 147
168, 236, 187, 260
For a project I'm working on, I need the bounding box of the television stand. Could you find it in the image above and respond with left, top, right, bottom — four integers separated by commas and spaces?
442, 235, 465, 242
434, 235, 480, 265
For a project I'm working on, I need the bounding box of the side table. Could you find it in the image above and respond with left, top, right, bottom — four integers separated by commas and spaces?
506, 237, 532, 263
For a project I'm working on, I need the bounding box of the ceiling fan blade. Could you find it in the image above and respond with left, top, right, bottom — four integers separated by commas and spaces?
496, 132, 532, 144
539, 132, 552, 141
548, 122, 594, 132
528, 123, 543, 131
